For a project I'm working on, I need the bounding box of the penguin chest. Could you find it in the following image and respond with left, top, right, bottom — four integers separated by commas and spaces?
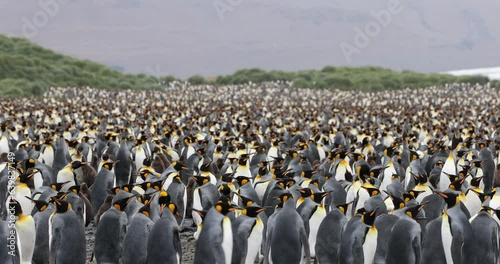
42, 146, 54, 167
362, 226, 378, 264
309, 206, 327, 257
193, 188, 202, 211
33, 171, 44, 190
16, 216, 36, 262
13, 185, 32, 216
134, 148, 147, 172
0, 136, 9, 153
221, 216, 233, 264
254, 181, 270, 202
356, 189, 370, 211
57, 169, 75, 185
441, 214, 454, 264
245, 218, 264, 264
464, 191, 481, 216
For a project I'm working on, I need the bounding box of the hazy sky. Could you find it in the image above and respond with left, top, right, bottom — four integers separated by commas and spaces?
1, 0, 499, 78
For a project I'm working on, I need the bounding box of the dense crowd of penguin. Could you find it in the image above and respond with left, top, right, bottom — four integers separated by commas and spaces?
0, 82, 500, 264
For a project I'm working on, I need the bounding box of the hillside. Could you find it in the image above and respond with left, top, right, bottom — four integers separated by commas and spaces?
0, 35, 170, 97
0, 35, 497, 97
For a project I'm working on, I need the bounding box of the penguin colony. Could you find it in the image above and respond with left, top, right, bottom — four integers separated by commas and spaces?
0, 82, 500, 264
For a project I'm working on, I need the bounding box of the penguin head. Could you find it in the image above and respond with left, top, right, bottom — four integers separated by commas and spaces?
448, 178, 465, 191
121, 184, 134, 193
241, 206, 265, 217
70, 160, 87, 170
257, 166, 268, 176
102, 161, 116, 171
215, 201, 238, 215
26, 158, 36, 169
113, 196, 135, 212
138, 203, 152, 218
405, 203, 426, 220
301, 170, 315, 179
151, 181, 162, 191
298, 188, 313, 198
172, 161, 189, 171
437, 192, 460, 209
361, 186, 380, 197
218, 184, 232, 196
50, 181, 71, 191
233, 176, 250, 187
49, 198, 71, 214
26, 197, 49, 212
160, 202, 180, 217
309, 179, 320, 189
238, 154, 250, 165
200, 162, 211, 172
236, 194, 255, 207
336, 203, 350, 215
9, 198, 23, 216
310, 192, 329, 204
158, 190, 171, 206
109, 187, 122, 195
277, 192, 293, 204
16, 170, 34, 184
384, 192, 405, 210
361, 207, 379, 226
67, 185, 81, 195
193, 176, 210, 186
138, 180, 152, 192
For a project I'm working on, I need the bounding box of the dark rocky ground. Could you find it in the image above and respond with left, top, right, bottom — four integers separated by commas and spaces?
85, 219, 197, 263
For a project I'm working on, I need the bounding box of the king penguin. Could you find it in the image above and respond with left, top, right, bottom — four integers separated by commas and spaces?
146, 202, 182, 264
48, 198, 86, 264
232, 206, 266, 264
265, 193, 311, 264
193, 201, 237, 264
11, 198, 36, 264
93, 196, 132, 264
122, 203, 154, 264
315, 204, 348, 264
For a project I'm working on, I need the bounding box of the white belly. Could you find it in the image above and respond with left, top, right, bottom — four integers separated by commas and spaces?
135, 148, 147, 172
13, 186, 33, 216
441, 213, 454, 264
16, 216, 36, 263
42, 146, 54, 167
245, 218, 264, 264
222, 216, 233, 264
363, 226, 378, 264
33, 171, 44, 190
309, 206, 326, 257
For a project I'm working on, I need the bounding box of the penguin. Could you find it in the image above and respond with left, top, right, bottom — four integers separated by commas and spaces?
468, 207, 500, 263
29, 198, 54, 264
115, 141, 133, 186
9, 170, 34, 216
297, 191, 328, 260
193, 202, 237, 264
122, 203, 154, 264
93, 196, 132, 263
91, 160, 115, 216
94, 195, 113, 227
10, 198, 36, 264
0, 219, 18, 264
385, 204, 425, 264
338, 208, 378, 264
146, 202, 182, 264
48, 199, 86, 264
39, 138, 55, 168
232, 206, 266, 264
265, 193, 311, 264
315, 204, 348, 264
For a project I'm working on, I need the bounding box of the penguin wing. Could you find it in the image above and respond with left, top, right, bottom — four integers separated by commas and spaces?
233, 222, 252, 264
173, 228, 182, 264
49, 218, 63, 264
299, 218, 311, 264
412, 233, 422, 264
